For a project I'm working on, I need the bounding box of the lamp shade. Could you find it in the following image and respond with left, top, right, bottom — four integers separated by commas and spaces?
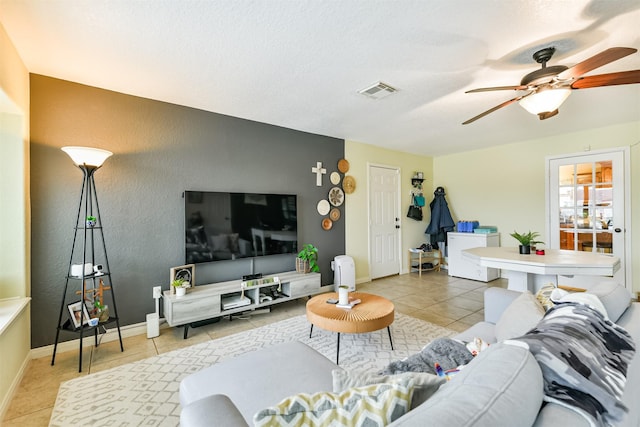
62, 146, 113, 167
519, 88, 571, 115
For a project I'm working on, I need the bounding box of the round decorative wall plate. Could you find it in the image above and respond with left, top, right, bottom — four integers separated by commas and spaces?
338, 159, 350, 174
343, 175, 356, 194
328, 187, 344, 207
329, 208, 340, 222
322, 218, 333, 230
317, 199, 330, 216
330, 171, 341, 185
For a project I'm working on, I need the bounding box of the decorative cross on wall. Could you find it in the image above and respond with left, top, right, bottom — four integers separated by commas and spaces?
311, 161, 326, 186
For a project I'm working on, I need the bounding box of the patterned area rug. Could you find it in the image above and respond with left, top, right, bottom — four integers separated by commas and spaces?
49, 313, 455, 426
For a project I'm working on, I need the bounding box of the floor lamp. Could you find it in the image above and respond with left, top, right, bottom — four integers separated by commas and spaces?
51, 146, 124, 372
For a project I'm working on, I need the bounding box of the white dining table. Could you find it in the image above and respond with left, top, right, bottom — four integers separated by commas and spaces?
463, 246, 620, 292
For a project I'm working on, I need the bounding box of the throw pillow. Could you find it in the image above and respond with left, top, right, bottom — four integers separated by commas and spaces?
332, 370, 444, 409
253, 378, 414, 427
535, 282, 556, 311
590, 281, 632, 322
210, 234, 229, 252
228, 233, 240, 253
494, 291, 545, 342
549, 287, 569, 301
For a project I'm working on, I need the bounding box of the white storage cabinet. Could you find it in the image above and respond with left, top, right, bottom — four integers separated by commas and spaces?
447, 232, 500, 282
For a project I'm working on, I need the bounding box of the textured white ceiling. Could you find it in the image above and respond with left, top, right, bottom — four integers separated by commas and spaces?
1, 0, 639, 156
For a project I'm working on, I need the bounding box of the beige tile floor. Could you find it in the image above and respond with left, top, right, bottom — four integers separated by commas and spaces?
2, 270, 507, 426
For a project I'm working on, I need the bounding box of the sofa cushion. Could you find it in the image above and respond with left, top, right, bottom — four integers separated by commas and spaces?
210, 234, 230, 252
494, 291, 544, 341
180, 341, 336, 425
533, 402, 592, 427
181, 394, 249, 427
615, 303, 640, 427
388, 342, 543, 427
254, 378, 414, 427
332, 370, 445, 409
452, 321, 496, 344
535, 283, 556, 311
590, 281, 632, 322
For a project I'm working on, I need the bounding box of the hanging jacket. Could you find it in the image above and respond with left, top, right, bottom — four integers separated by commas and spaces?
425, 186, 455, 244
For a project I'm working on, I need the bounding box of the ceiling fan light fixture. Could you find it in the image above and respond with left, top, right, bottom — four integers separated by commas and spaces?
518, 88, 571, 115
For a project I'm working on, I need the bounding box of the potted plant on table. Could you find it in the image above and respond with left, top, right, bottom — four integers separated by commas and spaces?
93, 300, 109, 322
86, 215, 97, 227
296, 244, 320, 273
510, 230, 544, 254
171, 278, 190, 297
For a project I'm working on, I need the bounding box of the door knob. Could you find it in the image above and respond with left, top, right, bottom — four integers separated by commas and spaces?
395, 225, 400, 229
614, 228, 622, 233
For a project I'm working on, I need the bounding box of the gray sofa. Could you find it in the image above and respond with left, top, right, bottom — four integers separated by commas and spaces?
180, 281, 639, 426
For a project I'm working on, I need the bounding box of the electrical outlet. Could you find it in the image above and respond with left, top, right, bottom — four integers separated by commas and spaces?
152, 286, 162, 299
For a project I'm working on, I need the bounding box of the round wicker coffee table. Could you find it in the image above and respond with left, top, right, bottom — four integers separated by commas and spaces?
306, 292, 395, 364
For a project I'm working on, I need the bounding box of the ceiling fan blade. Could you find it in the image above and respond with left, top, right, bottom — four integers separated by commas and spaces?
557, 47, 637, 80
462, 95, 526, 125
466, 85, 528, 93
571, 70, 640, 89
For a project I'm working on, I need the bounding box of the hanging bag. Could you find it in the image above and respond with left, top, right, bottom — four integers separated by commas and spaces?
414, 194, 425, 207
407, 195, 423, 221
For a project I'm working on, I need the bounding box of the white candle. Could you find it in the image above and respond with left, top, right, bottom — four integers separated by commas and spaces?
338, 286, 349, 305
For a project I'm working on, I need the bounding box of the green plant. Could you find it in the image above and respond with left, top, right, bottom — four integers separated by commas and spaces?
510, 230, 544, 247
86, 215, 97, 222
171, 278, 186, 288
94, 300, 105, 311
297, 244, 320, 272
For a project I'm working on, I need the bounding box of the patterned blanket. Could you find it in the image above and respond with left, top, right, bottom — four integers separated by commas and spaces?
513, 302, 635, 427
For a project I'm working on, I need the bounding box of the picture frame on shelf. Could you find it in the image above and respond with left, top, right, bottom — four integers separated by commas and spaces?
170, 264, 195, 295
67, 301, 91, 329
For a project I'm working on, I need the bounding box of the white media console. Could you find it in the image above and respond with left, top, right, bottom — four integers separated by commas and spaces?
163, 271, 324, 338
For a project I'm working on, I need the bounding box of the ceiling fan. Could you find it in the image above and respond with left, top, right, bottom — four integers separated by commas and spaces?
462, 46, 640, 125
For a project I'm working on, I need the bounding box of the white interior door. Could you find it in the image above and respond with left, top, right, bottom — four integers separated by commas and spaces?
369, 165, 401, 279
548, 149, 629, 290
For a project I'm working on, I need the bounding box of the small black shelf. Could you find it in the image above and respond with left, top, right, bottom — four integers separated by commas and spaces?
59, 316, 119, 333
66, 272, 110, 280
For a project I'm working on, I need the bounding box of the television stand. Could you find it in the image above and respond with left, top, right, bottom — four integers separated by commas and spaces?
182, 317, 221, 339
162, 271, 323, 338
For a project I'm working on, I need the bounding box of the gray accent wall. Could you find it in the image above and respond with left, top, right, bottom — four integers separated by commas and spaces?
30, 75, 345, 348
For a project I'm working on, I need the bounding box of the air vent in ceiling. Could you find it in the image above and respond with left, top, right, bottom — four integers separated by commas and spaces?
358, 81, 398, 99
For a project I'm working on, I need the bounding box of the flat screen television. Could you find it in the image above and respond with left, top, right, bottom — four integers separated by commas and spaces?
185, 191, 298, 264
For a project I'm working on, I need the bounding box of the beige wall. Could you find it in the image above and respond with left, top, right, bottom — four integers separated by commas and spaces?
0, 23, 29, 298
0, 21, 31, 418
345, 140, 433, 283
433, 121, 639, 292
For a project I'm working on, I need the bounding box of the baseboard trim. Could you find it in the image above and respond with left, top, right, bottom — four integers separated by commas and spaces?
356, 276, 371, 285
0, 350, 30, 421
30, 317, 167, 360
